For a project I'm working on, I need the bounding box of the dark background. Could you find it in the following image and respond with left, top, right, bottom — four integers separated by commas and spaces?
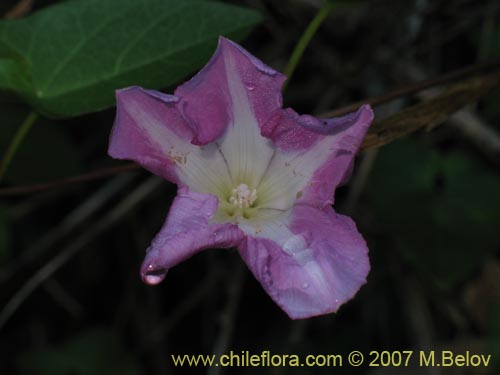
1, 0, 499, 374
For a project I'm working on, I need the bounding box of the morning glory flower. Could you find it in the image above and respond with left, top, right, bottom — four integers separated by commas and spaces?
108, 37, 373, 319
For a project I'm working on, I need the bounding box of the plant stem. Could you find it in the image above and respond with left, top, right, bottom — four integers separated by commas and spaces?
0, 163, 139, 197
0, 111, 38, 182
283, 1, 333, 91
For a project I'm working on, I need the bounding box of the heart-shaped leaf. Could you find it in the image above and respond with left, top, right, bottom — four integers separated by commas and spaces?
0, 0, 262, 118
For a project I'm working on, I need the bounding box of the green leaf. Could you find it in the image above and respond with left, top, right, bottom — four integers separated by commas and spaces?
368, 139, 500, 290
0, 0, 262, 118
17, 328, 144, 375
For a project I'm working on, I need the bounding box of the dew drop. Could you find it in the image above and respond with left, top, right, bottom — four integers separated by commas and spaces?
243, 79, 256, 91
301, 282, 309, 289
283, 235, 307, 255
143, 267, 168, 285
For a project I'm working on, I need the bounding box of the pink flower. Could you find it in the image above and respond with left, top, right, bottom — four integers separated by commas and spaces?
108, 37, 374, 319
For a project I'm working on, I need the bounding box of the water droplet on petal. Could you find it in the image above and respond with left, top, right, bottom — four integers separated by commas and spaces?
302, 282, 309, 289
283, 235, 307, 255
242, 77, 256, 91
143, 267, 168, 285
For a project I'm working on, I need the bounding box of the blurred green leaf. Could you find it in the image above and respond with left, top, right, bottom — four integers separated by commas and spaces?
368, 139, 500, 290
483, 88, 500, 125
0, 0, 262, 118
479, 24, 500, 58
326, 0, 366, 5
0, 102, 81, 184
17, 328, 144, 375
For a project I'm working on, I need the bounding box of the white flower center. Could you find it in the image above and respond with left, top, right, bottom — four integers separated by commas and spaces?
229, 183, 257, 208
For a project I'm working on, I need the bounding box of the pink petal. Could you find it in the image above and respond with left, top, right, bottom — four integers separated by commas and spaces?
260, 105, 373, 208
300, 105, 373, 206
262, 105, 373, 151
238, 204, 369, 319
254, 105, 373, 212
108, 86, 194, 184
175, 37, 286, 145
141, 187, 245, 285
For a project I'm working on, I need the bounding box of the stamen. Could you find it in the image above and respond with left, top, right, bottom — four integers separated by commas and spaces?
229, 183, 257, 208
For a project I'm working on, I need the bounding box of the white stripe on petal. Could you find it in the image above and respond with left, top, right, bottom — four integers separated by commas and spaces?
257, 136, 337, 210
124, 100, 233, 197
216, 48, 276, 187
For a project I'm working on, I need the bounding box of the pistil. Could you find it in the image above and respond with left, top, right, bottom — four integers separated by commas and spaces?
229, 183, 257, 208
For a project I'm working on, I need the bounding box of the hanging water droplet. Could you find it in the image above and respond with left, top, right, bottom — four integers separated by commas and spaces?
143, 267, 168, 285
246, 85, 255, 91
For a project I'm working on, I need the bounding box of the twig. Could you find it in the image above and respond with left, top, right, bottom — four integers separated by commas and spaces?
342, 149, 379, 214
0, 163, 139, 197
0, 173, 136, 284
323, 57, 500, 117
449, 110, 500, 166
208, 262, 245, 375
0, 112, 38, 182
0, 176, 162, 330
43, 278, 85, 319
4, 0, 33, 19
144, 268, 223, 348
360, 69, 500, 151
404, 64, 500, 167
273, 320, 308, 375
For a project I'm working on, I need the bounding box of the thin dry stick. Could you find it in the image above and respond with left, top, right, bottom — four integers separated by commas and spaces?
0, 176, 162, 330
144, 268, 224, 347
0, 173, 136, 284
43, 278, 85, 319
404, 64, 500, 167
360, 69, 500, 151
208, 262, 245, 375
449, 110, 500, 165
0, 163, 139, 197
4, 0, 33, 19
323, 56, 500, 117
342, 149, 379, 214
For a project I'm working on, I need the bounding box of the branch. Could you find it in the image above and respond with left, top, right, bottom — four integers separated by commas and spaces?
0, 163, 139, 197
323, 57, 500, 117
0, 176, 162, 330
4, 0, 33, 19
360, 69, 500, 151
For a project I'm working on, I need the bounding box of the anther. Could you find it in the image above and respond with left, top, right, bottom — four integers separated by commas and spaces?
228, 184, 257, 208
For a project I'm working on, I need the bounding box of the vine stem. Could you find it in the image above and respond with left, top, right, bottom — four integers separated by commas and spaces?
0, 111, 38, 182
283, 1, 333, 90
